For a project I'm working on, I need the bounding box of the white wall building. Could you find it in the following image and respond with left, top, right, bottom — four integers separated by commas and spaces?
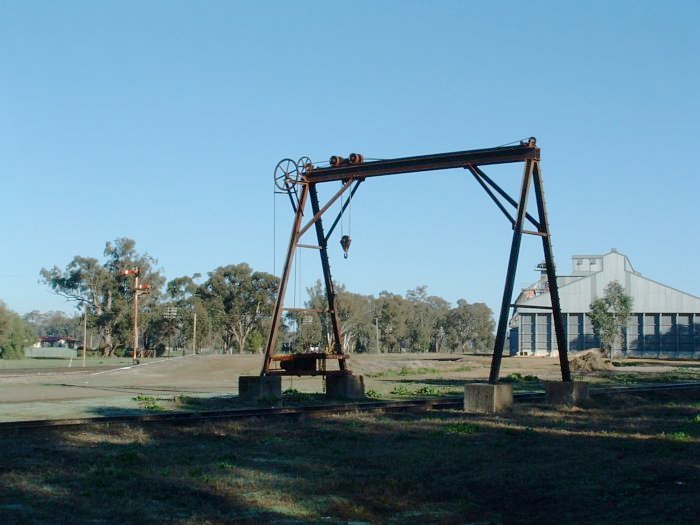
510, 249, 700, 358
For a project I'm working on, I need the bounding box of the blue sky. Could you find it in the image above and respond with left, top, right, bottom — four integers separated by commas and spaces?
1, 1, 699, 316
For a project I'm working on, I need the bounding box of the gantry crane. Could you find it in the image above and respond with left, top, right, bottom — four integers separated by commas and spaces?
263, 138, 572, 384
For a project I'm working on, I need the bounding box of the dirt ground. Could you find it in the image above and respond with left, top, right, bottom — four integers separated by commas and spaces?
1, 353, 699, 422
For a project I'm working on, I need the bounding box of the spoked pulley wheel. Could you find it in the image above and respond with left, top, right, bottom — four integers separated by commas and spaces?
274, 158, 301, 192
297, 156, 313, 177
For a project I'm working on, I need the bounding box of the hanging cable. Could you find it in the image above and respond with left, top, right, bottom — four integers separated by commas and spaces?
340, 186, 345, 238
292, 250, 297, 310
273, 184, 277, 276
349, 188, 352, 237
298, 245, 303, 309
338, 181, 353, 259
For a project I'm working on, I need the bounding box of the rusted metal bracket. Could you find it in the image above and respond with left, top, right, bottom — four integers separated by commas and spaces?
298, 179, 354, 237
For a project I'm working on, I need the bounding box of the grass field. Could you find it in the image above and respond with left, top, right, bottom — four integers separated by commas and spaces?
1, 389, 698, 524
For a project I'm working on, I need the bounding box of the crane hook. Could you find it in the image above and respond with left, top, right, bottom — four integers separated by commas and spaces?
340, 235, 352, 259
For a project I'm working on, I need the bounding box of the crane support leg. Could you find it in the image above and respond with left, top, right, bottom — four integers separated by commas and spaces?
532, 161, 571, 381
309, 183, 346, 365
261, 184, 310, 375
489, 160, 534, 384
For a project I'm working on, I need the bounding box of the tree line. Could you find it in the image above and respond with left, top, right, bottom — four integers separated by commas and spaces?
0, 237, 495, 358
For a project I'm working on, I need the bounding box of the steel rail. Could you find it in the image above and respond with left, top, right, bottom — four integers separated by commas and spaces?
1, 382, 698, 433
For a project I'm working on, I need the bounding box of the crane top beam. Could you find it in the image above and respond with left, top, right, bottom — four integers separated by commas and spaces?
305, 139, 539, 184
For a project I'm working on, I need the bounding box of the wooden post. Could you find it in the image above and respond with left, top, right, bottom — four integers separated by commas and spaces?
192, 311, 197, 355
82, 310, 87, 367
133, 273, 139, 363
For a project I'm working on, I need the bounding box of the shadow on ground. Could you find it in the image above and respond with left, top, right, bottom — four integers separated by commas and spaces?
1, 390, 698, 524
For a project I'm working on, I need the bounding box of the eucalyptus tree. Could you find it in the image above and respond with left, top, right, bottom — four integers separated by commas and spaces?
375, 291, 409, 353
425, 295, 451, 352
446, 299, 495, 353
161, 274, 209, 354
199, 263, 279, 354
22, 310, 81, 338
305, 281, 375, 353
590, 280, 633, 359
40, 238, 164, 356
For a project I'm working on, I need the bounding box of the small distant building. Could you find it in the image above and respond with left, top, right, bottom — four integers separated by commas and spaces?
510, 249, 700, 358
35, 336, 79, 349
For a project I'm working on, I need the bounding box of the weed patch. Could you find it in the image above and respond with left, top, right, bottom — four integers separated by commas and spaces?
369, 366, 439, 378
365, 389, 381, 399
414, 385, 442, 396
501, 373, 540, 383
389, 385, 443, 396
133, 395, 165, 411
445, 422, 479, 435
390, 385, 412, 396
665, 431, 692, 442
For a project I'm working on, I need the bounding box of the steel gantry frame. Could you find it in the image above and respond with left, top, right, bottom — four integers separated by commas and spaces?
263, 138, 572, 383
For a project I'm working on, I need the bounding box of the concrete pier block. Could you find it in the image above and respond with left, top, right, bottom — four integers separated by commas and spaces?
326, 373, 365, 399
544, 381, 589, 405
464, 383, 513, 413
238, 375, 281, 402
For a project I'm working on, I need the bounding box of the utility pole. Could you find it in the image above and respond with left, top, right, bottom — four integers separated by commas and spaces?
82, 309, 87, 367
164, 306, 178, 358
374, 317, 380, 354
192, 311, 197, 355
121, 267, 150, 365
133, 271, 139, 363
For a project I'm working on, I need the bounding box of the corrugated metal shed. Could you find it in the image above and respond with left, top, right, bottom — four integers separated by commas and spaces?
511, 250, 700, 357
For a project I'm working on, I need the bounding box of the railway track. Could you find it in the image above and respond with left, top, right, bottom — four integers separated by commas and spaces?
1, 381, 698, 433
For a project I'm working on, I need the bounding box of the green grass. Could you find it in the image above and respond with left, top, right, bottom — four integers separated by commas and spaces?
133, 395, 166, 411
367, 366, 440, 378
390, 385, 412, 396
597, 368, 700, 386
389, 385, 444, 397
500, 372, 540, 383
665, 431, 692, 442
0, 389, 698, 524
445, 422, 479, 434
365, 389, 381, 399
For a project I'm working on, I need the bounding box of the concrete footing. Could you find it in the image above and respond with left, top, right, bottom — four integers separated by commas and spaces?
326, 374, 365, 399
464, 383, 513, 413
238, 375, 282, 402
544, 381, 589, 405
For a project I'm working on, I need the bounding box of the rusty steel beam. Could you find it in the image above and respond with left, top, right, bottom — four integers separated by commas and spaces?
308, 183, 345, 365
306, 142, 539, 184
532, 161, 572, 382
489, 160, 534, 384
261, 184, 310, 375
